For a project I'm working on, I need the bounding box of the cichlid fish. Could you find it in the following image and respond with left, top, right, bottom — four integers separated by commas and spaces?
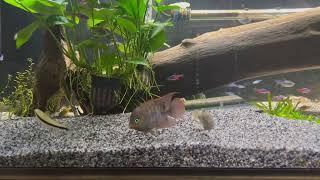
129, 92, 185, 131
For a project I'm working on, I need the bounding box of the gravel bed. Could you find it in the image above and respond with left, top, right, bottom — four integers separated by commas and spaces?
0, 104, 320, 167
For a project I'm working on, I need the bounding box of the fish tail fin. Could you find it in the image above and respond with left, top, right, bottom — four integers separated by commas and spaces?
170, 98, 185, 119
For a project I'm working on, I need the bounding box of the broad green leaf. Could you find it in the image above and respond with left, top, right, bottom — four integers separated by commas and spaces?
46, 15, 73, 27
101, 52, 118, 67
117, 17, 137, 33
77, 39, 106, 49
117, 0, 137, 17
149, 29, 166, 51
15, 20, 41, 48
34, 109, 68, 130
117, 0, 148, 21
155, 5, 179, 13
3, 0, 65, 15
118, 43, 125, 53
104, 25, 122, 36
79, 7, 115, 20
47, 0, 67, 5
150, 22, 171, 38
67, 15, 80, 24
126, 58, 150, 68
87, 18, 104, 28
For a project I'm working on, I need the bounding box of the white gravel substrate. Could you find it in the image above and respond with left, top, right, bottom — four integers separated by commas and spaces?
0, 104, 320, 167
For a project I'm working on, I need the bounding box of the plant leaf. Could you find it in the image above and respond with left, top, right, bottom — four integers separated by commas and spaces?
117, 0, 148, 22
77, 39, 106, 49
66, 15, 80, 25
34, 109, 68, 130
46, 15, 73, 26
154, 0, 162, 4
3, 0, 65, 15
87, 18, 104, 28
149, 29, 166, 52
126, 58, 150, 68
150, 22, 170, 38
79, 7, 115, 20
15, 20, 41, 48
155, 5, 179, 13
117, 17, 137, 33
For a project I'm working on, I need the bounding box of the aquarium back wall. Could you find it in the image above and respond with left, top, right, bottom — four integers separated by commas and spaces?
0, 2, 42, 94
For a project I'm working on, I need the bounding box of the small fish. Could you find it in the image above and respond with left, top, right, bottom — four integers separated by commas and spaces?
255, 88, 271, 94
297, 88, 311, 94
275, 80, 295, 88
227, 82, 246, 89
167, 74, 184, 81
252, 80, 263, 85
192, 110, 214, 130
129, 92, 185, 131
0, 54, 3, 61
273, 95, 286, 101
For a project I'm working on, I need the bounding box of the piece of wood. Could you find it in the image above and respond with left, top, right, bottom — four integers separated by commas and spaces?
151, 7, 320, 97
185, 95, 244, 110
33, 26, 66, 111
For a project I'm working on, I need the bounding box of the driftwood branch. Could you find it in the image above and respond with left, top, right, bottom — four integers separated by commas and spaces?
152, 7, 320, 97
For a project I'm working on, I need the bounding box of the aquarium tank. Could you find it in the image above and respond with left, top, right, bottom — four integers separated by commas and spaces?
1, 0, 320, 178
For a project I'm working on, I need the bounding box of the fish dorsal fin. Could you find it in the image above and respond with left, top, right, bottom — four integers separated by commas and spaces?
156, 92, 178, 112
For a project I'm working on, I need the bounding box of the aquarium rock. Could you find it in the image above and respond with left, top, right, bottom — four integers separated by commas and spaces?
1, 104, 320, 167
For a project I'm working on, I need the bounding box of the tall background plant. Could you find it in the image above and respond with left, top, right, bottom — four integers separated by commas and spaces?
3, 0, 179, 114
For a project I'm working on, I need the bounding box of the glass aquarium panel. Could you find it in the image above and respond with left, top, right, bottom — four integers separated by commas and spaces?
2, 0, 320, 174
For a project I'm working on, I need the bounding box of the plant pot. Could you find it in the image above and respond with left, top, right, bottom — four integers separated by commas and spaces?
91, 75, 121, 115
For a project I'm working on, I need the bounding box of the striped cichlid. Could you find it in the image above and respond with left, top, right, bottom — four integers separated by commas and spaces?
129, 92, 185, 131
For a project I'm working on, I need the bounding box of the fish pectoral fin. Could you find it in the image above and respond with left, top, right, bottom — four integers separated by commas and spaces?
157, 115, 177, 128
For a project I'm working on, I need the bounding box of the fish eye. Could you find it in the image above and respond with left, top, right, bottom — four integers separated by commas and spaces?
134, 118, 140, 124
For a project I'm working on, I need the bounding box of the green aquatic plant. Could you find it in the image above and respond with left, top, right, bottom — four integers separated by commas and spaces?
3, 0, 179, 113
0, 58, 35, 117
254, 93, 320, 124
